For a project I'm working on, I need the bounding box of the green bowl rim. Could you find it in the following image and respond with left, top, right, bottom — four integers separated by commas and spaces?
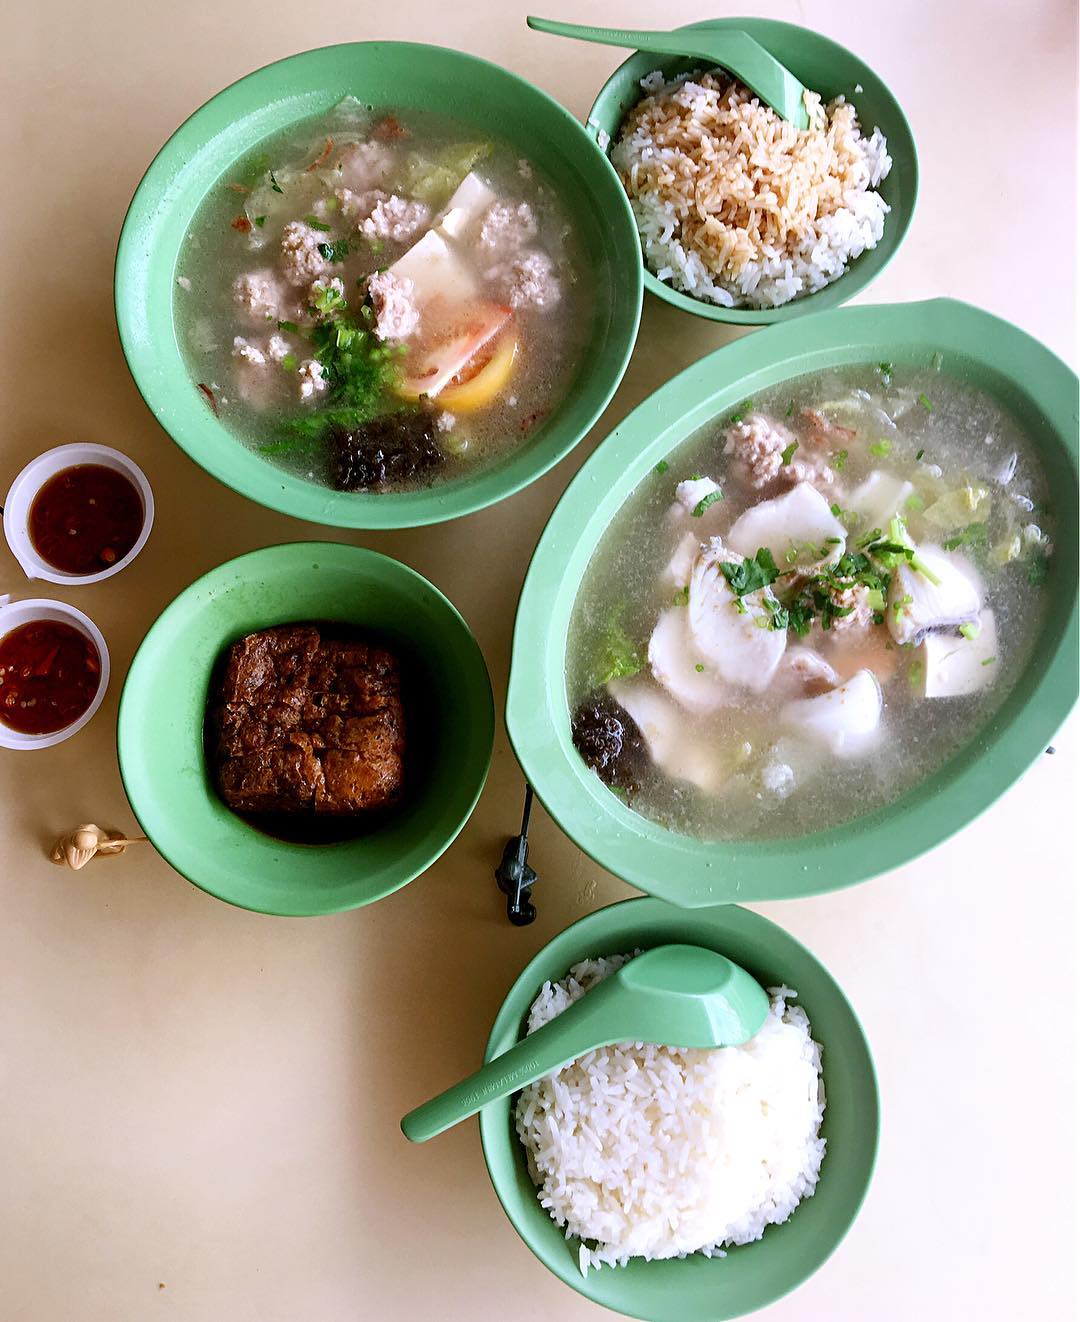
585, 16, 920, 324
114, 40, 644, 529
116, 540, 495, 915
478, 896, 880, 1321
505, 297, 1079, 907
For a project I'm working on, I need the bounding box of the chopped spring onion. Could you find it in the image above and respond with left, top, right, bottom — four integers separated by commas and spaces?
277, 319, 300, 333
833, 449, 848, 471
655, 460, 669, 474
694, 663, 705, 673
304, 214, 332, 231
692, 490, 724, 517
981, 656, 997, 666
918, 393, 933, 411
869, 439, 892, 457
673, 586, 690, 606
780, 440, 798, 466
959, 622, 979, 640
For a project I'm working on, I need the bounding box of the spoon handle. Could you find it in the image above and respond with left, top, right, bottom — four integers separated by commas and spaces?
526, 16, 698, 55
400, 980, 621, 1143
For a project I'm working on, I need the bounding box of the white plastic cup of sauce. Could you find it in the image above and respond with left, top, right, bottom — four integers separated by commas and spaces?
3, 443, 154, 586
0, 596, 111, 750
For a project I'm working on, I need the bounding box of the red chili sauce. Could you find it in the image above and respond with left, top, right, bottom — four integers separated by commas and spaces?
0, 621, 101, 735
28, 465, 143, 575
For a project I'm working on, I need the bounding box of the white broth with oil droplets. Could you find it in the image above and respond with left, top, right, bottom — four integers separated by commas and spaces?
567, 362, 1054, 839
174, 98, 589, 492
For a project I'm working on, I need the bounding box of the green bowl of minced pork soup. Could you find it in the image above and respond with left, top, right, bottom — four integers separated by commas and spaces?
506, 298, 1079, 906
115, 42, 642, 527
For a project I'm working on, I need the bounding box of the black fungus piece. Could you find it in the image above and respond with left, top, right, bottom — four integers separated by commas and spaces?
571, 690, 649, 792
330, 413, 443, 491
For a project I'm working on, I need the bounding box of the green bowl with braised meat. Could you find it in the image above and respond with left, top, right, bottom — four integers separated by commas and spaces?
115, 42, 642, 527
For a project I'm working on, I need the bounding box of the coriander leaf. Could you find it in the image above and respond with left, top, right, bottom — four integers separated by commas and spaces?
780, 440, 798, 466
719, 547, 779, 597
655, 460, 669, 474
253, 215, 267, 228
918, 393, 933, 411
305, 214, 332, 231
317, 238, 351, 263
943, 523, 989, 553
672, 585, 690, 607
269, 169, 283, 194
833, 449, 848, 471
277, 319, 300, 333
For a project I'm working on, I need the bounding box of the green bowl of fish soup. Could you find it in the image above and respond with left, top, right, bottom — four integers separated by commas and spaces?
115, 43, 642, 527
479, 897, 879, 1320
506, 298, 1078, 906
586, 18, 918, 323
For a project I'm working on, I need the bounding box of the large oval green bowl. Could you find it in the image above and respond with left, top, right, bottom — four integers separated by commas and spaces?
118, 543, 494, 915
479, 897, 878, 1320
506, 298, 1079, 907
586, 18, 918, 324
115, 42, 643, 528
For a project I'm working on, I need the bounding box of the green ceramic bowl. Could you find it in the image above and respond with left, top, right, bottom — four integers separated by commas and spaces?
479, 897, 878, 1320
507, 298, 1079, 907
118, 543, 493, 915
586, 18, 918, 324
115, 42, 643, 528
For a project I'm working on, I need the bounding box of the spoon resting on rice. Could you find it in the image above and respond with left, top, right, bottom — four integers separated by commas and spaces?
400, 944, 769, 1142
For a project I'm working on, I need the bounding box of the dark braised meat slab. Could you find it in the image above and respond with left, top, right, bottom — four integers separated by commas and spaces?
209, 624, 405, 815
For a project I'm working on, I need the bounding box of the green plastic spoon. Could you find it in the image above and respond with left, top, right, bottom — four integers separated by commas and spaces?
400, 944, 770, 1143
526, 16, 811, 130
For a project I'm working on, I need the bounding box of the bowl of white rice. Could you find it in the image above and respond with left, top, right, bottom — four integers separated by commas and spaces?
586, 19, 917, 324
479, 897, 878, 1321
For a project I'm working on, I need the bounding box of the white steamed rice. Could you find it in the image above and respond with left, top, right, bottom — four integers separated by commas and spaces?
514, 952, 826, 1274
610, 70, 892, 310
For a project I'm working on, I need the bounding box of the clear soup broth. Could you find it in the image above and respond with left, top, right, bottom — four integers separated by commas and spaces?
174, 98, 589, 492
567, 363, 1054, 840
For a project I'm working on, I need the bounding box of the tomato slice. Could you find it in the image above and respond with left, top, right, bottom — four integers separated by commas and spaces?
438, 331, 518, 412
397, 302, 511, 401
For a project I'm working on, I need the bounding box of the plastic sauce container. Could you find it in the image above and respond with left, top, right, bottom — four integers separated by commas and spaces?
0, 597, 110, 750
3, 443, 154, 586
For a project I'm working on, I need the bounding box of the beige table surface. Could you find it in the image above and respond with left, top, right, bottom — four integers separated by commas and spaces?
3, 1, 1077, 1319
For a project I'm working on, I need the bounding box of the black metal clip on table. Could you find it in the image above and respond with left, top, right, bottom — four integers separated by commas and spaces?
495, 783, 538, 926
